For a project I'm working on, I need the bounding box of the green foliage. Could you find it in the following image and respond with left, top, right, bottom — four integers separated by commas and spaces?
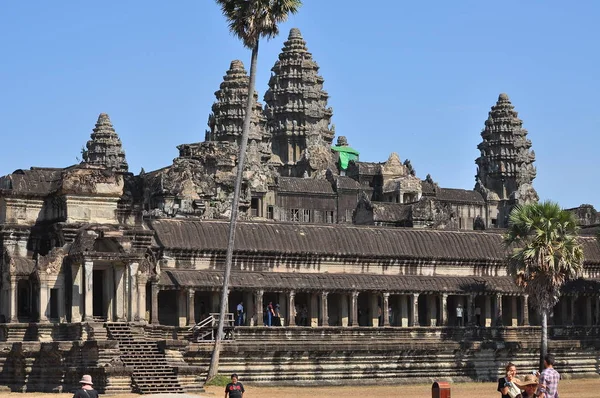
215, 0, 302, 48
205, 374, 232, 386
503, 201, 584, 313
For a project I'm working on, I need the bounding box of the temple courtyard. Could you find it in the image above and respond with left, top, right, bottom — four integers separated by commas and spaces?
0, 379, 599, 397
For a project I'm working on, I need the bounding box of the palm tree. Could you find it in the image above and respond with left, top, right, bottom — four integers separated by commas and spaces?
208, 0, 302, 380
503, 201, 584, 371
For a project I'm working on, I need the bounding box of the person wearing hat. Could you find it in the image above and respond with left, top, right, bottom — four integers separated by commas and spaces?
514, 374, 539, 398
73, 374, 99, 398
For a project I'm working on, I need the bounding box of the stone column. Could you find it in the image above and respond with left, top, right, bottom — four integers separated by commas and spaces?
137, 275, 147, 322
254, 289, 263, 327
440, 293, 448, 326
128, 262, 139, 322
350, 291, 359, 327
71, 263, 83, 322
310, 293, 319, 327
585, 296, 593, 326
522, 295, 529, 326
468, 294, 475, 326
382, 293, 390, 327
412, 293, 420, 326
187, 289, 196, 326
484, 295, 492, 327
38, 280, 49, 323
8, 278, 18, 323
84, 261, 94, 321
370, 293, 379, 327
151, 282, 159, 324
570, 295, 577, 325
320, 291, 329, 327
496, 294, 503, 326
340, 293, 349, 327
104, 267, 114, 321
287, 291, 296, 326
114, 265, 125, 321
510, 296, 518, 327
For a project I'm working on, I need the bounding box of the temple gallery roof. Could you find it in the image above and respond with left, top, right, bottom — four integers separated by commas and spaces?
277, 177, 334, 194
148, 219, 600, 264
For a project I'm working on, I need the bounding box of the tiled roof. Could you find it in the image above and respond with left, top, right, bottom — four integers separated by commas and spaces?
336, 176, 362, 190
372, 202, 412, 222
148, 219, 600, 264
0, 168, 62, 196
277, 177, 334, 194
160, 269, 524, 294
436, 188, 485, 204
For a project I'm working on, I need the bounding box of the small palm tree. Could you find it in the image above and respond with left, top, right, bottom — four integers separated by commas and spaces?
503, 201, 584, 371
208, 0, 302, 380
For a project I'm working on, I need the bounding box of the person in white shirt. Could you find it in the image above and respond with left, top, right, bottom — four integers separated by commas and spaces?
236, 302, 244, 326
456, 303, 464, 326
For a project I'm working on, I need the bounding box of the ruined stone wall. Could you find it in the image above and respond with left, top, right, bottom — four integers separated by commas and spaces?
64, 196, 120, 224
0, 198, 44, 225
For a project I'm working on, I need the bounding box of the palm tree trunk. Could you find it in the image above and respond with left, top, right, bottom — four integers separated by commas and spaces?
206, 40, 260, 381
540, 310, 548, 372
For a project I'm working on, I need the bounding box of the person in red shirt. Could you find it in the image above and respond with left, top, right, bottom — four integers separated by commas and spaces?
225, 373, 244, 398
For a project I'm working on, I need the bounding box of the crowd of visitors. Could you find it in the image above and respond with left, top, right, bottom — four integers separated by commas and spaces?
497, 355, 560, 398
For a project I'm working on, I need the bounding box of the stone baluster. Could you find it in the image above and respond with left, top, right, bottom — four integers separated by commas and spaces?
382, 293, 390, 327
522, 295, 529, 326
287, 290, 296, 326
38, 279, 49, 323
151, 282, 160, 324
187, 289, 196, 326
254, 289, 264, 327
440, 293, 448, 326
84, 261, 94, 321
412, 293, 420, 326
8, 278, 18, 323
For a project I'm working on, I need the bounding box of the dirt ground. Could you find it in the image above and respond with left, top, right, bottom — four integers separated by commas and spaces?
1, 379, 599, 397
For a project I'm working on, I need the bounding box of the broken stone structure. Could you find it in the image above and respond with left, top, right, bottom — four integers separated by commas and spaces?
1, 28, 599, 393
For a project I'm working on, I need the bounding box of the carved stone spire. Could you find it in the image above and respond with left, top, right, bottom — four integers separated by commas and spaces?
475, 93, 537, 208
83, 113, 128, 172
205, 60, 267, 144
264, 28, 334, 169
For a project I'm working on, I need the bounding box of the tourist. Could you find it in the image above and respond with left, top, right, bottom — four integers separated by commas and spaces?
538, 354, 560, 398
265, 301, 275, 326
72, 374, 99, 398
456, 303, 464, 326
224, 373, 244, 398
274, 303, 282, 326
236, 301, 244, 326
498, 362, 521, 398
515, 374, 538, 398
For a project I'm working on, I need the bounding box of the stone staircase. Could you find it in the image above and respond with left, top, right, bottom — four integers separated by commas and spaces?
106, 323, 184, 394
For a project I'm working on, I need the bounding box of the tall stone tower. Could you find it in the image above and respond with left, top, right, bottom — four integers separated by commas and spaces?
264, 28, 334, 176
205, 60, 268, 144
475, 93, 538, 227
83, 113, 128, 172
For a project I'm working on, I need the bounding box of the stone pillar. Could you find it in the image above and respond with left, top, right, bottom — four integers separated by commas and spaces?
440, 293, 448, 326
350, 291, 359, 327
288, 291, 296, 326
104, 267, 114, 321
8, 278, 18, 323
468, 294, 475, 326
399, 295, 409, 327
38, 280, 49, 323
496, 294, 503, 326
310, 293, 319, 327
254, 289, 263, 326
382, 293, 390, 327
71, 263, 83, 322
585, 296, 593, 326
370, 293, 379, 327
151, 282, 159, 324
320, 291, 329, 327
484, 296, 492, 327
137, 276, 147, 322
178, 290, 187, 327
114, 265, 125, 321
187, 289, 196, 326
412, 293, 420, 326
522, 295, 529, 326
84, 261, 94, 321
570, 295, 577, 325
341, 293, 349, 327
128, 262, 139, 322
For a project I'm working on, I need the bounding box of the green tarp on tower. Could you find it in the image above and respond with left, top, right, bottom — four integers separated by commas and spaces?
331, 145, 360, 170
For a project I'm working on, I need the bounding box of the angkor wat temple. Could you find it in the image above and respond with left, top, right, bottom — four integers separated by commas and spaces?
0, 28, 599, 393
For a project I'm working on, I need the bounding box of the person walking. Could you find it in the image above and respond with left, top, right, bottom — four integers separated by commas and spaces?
538, 354, 560, 398
498, 362, 521, 398
236, 302, 244, 326
72, 375, 99, 398
225, 373, 244, 398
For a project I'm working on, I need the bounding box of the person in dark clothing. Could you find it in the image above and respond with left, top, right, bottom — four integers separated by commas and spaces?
72, 374, 99, 398
498, 362, 521, 398
224, 373, 244, 398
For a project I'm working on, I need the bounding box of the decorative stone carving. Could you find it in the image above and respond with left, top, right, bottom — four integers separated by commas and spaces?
82, 113, 128, 172
37, 247, 66, 276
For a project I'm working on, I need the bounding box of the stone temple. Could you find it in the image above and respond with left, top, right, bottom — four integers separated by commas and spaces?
1, 28, 599, 393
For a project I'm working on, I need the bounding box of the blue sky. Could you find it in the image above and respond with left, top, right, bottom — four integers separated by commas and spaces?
1, 1, 598, 209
